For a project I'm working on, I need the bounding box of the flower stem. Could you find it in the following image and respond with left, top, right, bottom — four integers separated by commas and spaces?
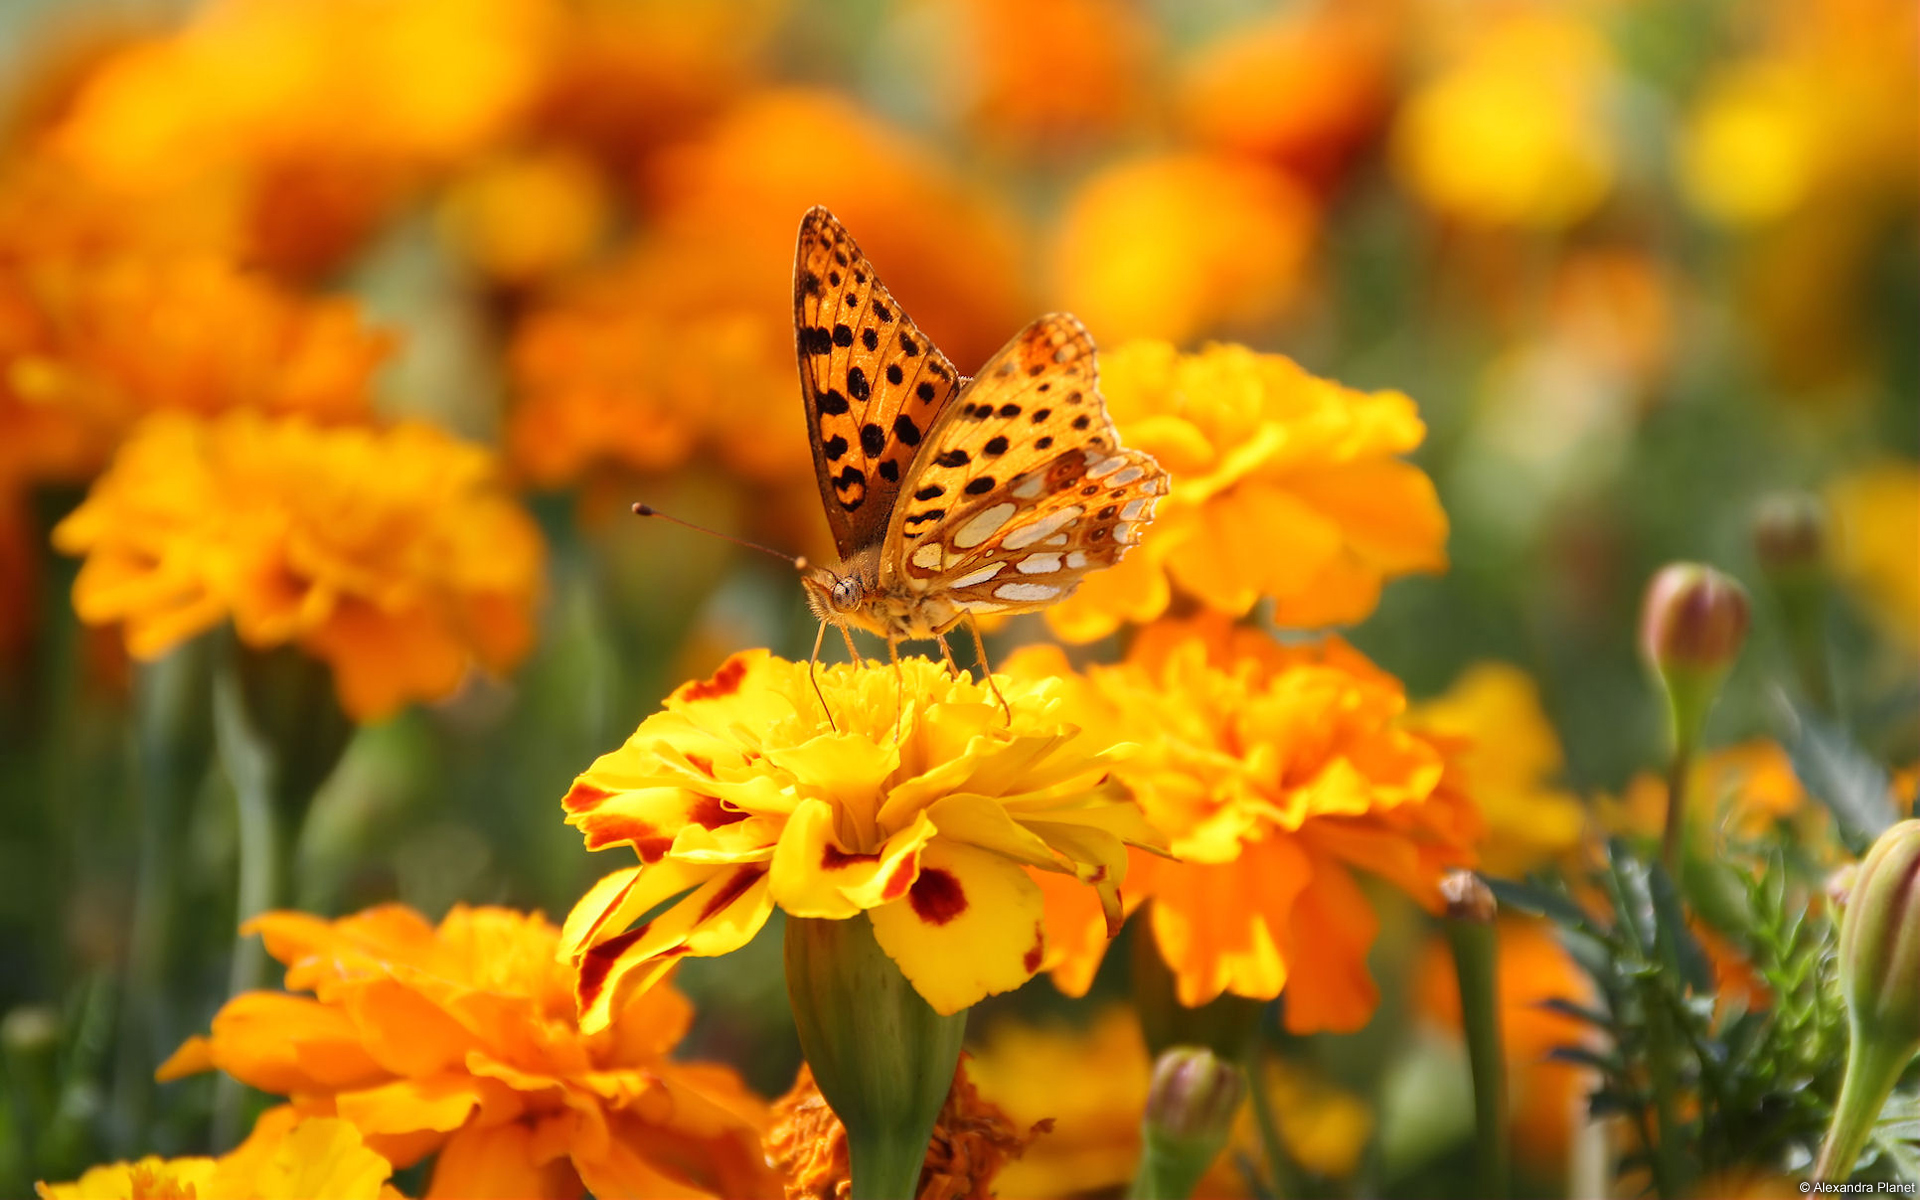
1660, 733, 1695, 874
1813, 1024, 1913, 1182
1446, 915, 1509, 1200
1640, 995, 1689, 1200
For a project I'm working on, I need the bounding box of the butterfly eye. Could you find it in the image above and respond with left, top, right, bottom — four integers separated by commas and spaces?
831, 578, 861, 608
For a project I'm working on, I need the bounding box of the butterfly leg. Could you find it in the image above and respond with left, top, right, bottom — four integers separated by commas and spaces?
965, 615, 1011, 725
808, 621, 838, 732
886, 638, 906, 741
935, 632, 961, 679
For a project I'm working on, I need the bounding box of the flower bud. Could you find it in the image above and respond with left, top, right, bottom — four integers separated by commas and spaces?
1134, 1048, 1247, 1199
1815, 821, 1920, 1180
1838, 820, 1920, 1055
1751, 492, 1825, 576
1440, 869, 1497, 924
1640, 563, 1751, 676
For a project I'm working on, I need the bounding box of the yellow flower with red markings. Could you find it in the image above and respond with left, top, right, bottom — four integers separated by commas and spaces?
38, 1110, 399, 1200
560, 649, 1164, 1029
1044, 342, 1448, 642
157, 904, 773, 1200
1010, 618, 1481, 1031
53, 412, 543, 721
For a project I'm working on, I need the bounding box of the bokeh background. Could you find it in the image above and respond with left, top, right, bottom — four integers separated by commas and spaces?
0, 0, 1914, 1195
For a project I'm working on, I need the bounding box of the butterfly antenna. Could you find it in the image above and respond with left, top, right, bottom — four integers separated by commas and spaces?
632, 503, 808, 571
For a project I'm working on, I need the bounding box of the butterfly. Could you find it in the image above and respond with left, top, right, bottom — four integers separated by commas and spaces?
792, 206, 1168, 707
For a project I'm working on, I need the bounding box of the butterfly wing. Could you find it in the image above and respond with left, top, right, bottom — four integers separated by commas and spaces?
794, 206, 966, 560
883, 313, 1169, 615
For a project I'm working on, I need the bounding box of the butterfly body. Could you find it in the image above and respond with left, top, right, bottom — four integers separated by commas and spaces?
793, 207, 1167, 663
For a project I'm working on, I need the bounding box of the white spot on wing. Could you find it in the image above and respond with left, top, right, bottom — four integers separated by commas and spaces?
1043, 534, 1068, 546
1109, 465, 1145, 486
952, 503, 1016, 549
1066, 551, 1089, 569
1017, 553, 1062, 574
995, 582, 1061, 602
957, 599, 1007, 613
1087, 456, 1127, 479
1012, 474, 1044, 500
951, 563, 1005, 587
912, 542, 942, 570
1121, 498, 1151, 521
1003, 505, 1082, 549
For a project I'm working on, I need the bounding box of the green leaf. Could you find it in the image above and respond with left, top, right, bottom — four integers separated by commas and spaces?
1535, 997, 1613, 1028
1648, 861, 1714, 995
1546, 1045, 1623, 1073
1779, 695, 1898, 854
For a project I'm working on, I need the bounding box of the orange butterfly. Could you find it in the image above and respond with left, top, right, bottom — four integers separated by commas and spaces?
792, 207, 1168, 700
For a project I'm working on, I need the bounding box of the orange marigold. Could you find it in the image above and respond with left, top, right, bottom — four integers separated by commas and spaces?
1010, 617, 1481, 1031
53, 413, 543, 721
158, 904, 774, 1200
766, 1059, 1038, 1200
1044, 341, 1448, 642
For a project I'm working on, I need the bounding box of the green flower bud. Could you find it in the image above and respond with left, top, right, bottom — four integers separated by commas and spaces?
785, 914, 966, 1200
1815, 821, 1920, 1181
1641, 563, 1751, 679
1132, 1047, 1247, 1200
1752, 491, 1826, 577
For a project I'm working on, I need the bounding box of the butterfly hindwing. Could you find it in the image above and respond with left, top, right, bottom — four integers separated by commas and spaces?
794, 207, 965, 559
883, 313, 1169, 612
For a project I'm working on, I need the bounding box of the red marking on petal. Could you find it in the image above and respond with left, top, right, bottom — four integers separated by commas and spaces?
580, 814, 670, 857
880, 852, 920, 901
689, 795, 748, 830
563, 781, 614, 812
1090, 865, 1108, 882
680, 657, 748, 703
685, 753, 716, 777
1022, 926, 1045, 974
576, 923, 648, 1011
821, 844, 881, 872
697, 865, 768, 923
907, 867, 967, 926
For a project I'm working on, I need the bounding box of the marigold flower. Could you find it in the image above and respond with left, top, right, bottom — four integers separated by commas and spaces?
157, 904, 773, 1200
1826, 461, 1920, 648
1391, 13, 1617, 229
559, 649, 1163, 1028
1408, 662, 1585, 878
1175, 5, 1394, 187
509, 88, 1027, 489
37, 1110, 398, 1200
53, 412, 543, 721
766, 1059, 1038, 1200
1050, 153, 1317, 347
1011, 618, 1481, 1030
1044, 342, 1448, 642
1415, 917, 1596, 1170
437, 149, 610, 286
0, 248, 387, 484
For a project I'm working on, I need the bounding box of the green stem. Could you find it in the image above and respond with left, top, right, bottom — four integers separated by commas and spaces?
785, 915, 966, 1200
1446, 917, 1509, 1200
1640, 994, 1689, 1200
1661, 734, 1695, 875
1242, 1044, 1303, 1199
1131, 916, 1264, 1060
1813, 1025, 1913, 1182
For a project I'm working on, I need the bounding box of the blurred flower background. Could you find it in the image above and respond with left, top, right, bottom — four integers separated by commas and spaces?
0, 0, 1912, 1196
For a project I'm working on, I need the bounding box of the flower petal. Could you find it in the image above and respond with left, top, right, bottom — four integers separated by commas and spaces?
426, 1121, 584, 1200
576, 864, 773, 1033
869, 840, 1046, 1015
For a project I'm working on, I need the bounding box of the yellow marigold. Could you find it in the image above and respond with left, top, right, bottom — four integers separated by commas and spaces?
157, 904, 773, 1200
559, 649, 1164, 1029
766, 1059, 1038, 1200
1044, 342, 1448, 642
967, 1007, 1370, 1197
1010, 617, 1481, 1030
52, 413, 543, 721
508, 88, 1027, 488
1049, 153, 1318, 346
1415, 916, 1596, 1171
1175, 4, 1394, 187
1826, 461, 1920, 648
1407, 662, 1586, 877
37, 1110, 399, 1200
0, 247, 387, 485
1391, 12, 1617, 229
436, 149, 610, 286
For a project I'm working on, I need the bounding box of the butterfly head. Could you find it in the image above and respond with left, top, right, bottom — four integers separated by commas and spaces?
801, 564, 865, 620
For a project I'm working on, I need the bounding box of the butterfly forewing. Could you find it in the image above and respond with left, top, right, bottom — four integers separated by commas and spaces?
794, 207, 965, 559
882, 314, 1169, 613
